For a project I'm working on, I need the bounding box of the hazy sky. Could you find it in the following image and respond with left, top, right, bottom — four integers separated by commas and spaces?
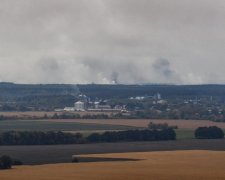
0, 0, 225, 84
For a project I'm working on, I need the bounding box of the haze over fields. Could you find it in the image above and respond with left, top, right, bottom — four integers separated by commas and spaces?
0, 0, 225, 84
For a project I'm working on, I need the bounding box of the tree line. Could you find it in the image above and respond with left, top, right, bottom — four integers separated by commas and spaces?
87, 129, 176, 143
0, 131, 85, 145
0, 113, 110, 121
78, 84, 225, 99
0, 126, 223, 146
0, 129, 176, 146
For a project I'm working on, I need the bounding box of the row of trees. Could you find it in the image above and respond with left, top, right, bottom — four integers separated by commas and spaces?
0, 129, 176, 145
0, 113, 111, 121
0, 131, 85, 145
0, 126, 223, 145
51, 113, 109, 119
148, 122, 178, 130
87, 129, 176, 143
130, 109, 225, 122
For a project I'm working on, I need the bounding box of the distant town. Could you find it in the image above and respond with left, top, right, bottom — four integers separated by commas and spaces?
56, 93, 164, 113
0, 83, 225, 121
56, 94, 128, 113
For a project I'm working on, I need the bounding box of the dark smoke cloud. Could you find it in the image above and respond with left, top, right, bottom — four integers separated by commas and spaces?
111, 71, 119, 84
152, 58, 181, 84
153, 58, 174, 77
39, 58, 60, 72
0, 0, 224, 84
35, 57, 64, 83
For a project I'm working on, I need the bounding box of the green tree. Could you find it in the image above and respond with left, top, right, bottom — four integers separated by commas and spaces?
0, 155, 12, 169
195, 126, 224, 139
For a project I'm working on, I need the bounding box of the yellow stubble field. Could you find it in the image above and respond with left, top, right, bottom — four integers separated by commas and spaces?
1, 150, 225, 180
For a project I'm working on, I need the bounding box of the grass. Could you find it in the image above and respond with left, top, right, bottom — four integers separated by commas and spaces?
175, 129, 195, 139
175, 128, 225, 140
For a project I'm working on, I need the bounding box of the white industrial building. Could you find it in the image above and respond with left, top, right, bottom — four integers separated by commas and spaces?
74, 101, 85, 111
64, 107, 75, 112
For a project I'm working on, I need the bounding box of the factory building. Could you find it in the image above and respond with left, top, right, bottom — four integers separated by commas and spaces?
74, 101, 85, 111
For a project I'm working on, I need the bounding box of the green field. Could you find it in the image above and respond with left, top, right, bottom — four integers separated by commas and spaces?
0, 120, 135, 132
175, 129, 195, 139
175, 129, 225, 140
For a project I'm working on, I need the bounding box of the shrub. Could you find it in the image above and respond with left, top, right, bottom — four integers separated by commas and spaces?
72, 156, 79, 163
13, 159, 23, 166
148, 122, 178, 130
195, 126, 224, 139
0, 155, 12, 169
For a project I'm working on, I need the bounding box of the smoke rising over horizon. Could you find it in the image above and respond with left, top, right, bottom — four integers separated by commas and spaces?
0, 0, 225, 84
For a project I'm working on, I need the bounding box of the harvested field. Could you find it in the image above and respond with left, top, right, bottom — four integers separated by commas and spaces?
1, 139, 225, 165
47, 119, 225, 129
1, 150, 225, 180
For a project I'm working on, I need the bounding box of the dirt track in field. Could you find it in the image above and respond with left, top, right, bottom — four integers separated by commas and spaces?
1, 150, 225, 180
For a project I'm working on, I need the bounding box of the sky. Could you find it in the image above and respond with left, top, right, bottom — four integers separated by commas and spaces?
0, 0, 225, 84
